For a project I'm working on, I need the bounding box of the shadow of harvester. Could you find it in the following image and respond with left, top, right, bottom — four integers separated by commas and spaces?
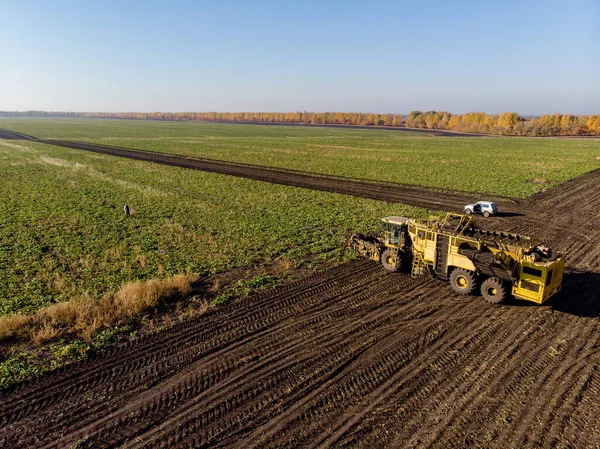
546, 270, 600, 318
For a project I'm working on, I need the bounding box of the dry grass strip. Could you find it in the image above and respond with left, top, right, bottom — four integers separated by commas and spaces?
0, 274, 195, 344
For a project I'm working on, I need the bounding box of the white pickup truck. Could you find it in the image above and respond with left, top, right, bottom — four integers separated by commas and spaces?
464, 201, 498, 217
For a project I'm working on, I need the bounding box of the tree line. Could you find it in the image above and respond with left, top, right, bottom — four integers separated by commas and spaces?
1, 110, 599, 136
404, 111, 600, 136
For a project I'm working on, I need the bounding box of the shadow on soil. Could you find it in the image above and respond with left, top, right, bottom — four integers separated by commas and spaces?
494, 211, 525, 218
547, 271, 600, 318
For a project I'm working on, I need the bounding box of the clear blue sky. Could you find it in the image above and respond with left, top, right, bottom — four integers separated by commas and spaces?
1, 0, 598, 115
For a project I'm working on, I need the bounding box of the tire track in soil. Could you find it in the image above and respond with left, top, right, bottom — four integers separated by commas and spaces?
381, 308, 549, 448
124, 282, 437, 445
88, 286, 454, 446
429, 315, 598, 448
44, 266, 409, 448
317, 301, 529, 447
0, 262, 364, 417
0, 262, 414, 445
2, 263, 383, 430
201, 285, 453, 449
1, 129, 600, 448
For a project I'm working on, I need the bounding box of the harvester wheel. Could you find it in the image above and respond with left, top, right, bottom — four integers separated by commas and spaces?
483, 211, 490, 218
449, 268, 477, 295
481, 277, 507, 303
381, 249, 398, 272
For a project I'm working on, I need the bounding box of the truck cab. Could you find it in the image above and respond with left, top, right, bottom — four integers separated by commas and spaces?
378, 217, 411, 271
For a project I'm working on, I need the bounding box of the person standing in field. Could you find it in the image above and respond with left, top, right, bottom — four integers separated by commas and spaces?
124, 203, 130, 218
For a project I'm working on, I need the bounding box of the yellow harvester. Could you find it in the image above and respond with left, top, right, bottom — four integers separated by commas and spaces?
347, 213, 564, 304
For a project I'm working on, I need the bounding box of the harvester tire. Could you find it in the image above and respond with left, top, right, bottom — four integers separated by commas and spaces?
481, 277, 507, 303
449, 268, 477, 295
381, 249, 398, 272
394, 254, 407, 272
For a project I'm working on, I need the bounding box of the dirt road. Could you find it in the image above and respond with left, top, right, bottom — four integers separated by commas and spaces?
0, 129, 37, 140
1, 130, 599, 448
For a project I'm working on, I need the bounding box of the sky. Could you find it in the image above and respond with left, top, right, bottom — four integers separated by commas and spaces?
1, 0, 599, 115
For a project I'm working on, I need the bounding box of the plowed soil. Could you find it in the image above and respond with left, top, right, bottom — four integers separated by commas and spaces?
1, 130, 600, 448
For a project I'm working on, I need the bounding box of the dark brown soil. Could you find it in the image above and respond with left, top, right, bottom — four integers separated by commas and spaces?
1, 131, 599, 448
0, 129, 36, 140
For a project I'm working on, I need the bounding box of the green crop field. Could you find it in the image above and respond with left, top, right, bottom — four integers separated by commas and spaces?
0, 138, 427, 317
1, 118, 599, 197
0, 135, 434, 386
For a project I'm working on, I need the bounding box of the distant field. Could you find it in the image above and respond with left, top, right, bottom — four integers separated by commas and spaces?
1, 118, 599, 197
0, 138, 427, 317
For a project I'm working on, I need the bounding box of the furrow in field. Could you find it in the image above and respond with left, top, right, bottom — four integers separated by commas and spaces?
42, 269, 398, 447
72, 276, 440, 448
380, 307, 551, 448
424, 313, 599, 448
1, 262, 424, 447
302, 302, 507, 449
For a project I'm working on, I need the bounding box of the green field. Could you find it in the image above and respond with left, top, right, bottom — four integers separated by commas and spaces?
0, 138, 427, 317
1, 118, 599, 197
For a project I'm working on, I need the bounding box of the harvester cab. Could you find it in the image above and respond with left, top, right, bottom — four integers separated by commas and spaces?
376, 216, 411, 271
381, 216, 410, 247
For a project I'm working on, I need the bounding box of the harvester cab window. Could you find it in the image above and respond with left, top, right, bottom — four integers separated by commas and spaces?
387, 223, 401, 245
520, 280, 540, 292
546, 269, 553, 286
399, 224, 408, 246
522, 266, 543, 278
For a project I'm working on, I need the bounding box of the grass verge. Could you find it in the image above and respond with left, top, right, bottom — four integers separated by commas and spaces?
0, 274, 195, 344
